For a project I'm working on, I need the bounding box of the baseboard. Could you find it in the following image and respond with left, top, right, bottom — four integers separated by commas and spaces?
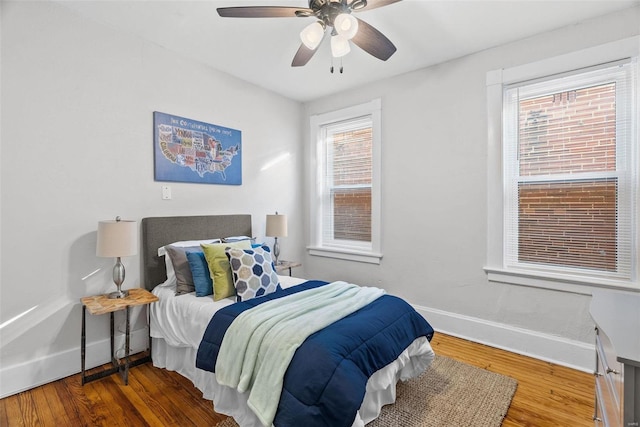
0, 327, 149, 399
413, 304, 595, 373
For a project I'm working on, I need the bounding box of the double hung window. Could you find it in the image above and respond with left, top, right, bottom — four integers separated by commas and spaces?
487, 38, 638, 291
308, 99, 382, 264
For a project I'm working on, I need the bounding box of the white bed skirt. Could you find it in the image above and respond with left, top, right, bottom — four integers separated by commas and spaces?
152, 336, 434, 427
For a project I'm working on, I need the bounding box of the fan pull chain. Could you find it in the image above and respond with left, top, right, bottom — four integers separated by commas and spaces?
329, 58, 344, 74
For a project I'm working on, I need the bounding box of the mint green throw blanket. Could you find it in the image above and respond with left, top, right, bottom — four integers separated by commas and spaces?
215, 281, 385, 427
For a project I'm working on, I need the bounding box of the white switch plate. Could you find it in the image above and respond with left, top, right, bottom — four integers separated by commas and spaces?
162, 185, 171, 200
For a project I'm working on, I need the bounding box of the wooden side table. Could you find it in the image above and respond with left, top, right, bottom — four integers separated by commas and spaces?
80, 288, 158, 385
275, 260, 301, 276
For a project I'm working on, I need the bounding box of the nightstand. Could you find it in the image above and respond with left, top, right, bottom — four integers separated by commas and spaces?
80, 288, 158, 385
274, 260, 301, 276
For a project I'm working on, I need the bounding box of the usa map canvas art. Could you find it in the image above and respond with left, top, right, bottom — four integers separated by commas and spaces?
154, 111, 242, 185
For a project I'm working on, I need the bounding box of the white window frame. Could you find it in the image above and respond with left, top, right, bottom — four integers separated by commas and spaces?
485, 36, 639, 294
308, 99, 382, 264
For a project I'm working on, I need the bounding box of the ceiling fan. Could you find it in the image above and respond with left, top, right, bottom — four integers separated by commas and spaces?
217, 0, 402, 68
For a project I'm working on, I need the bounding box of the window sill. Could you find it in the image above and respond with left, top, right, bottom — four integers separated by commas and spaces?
307, 246, 382, 265
484, 266, 639, 295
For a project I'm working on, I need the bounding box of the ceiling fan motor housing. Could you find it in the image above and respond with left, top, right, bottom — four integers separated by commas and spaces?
308, 0, 353, 27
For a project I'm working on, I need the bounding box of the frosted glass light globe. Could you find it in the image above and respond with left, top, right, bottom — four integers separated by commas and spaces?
300, 21, 325, 50
334, 13, 358, 39
331, 34, 351, 58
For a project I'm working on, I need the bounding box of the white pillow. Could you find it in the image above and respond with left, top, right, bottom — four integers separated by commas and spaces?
222, 235, 254, 242
157, 238, 222, 286
157, 238, 222, 256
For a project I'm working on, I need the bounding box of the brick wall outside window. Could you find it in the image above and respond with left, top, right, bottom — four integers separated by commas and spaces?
333, 189, 372, 241
518, 180, 617, 271
331, 128, 372, 242
517, 83, 617, 271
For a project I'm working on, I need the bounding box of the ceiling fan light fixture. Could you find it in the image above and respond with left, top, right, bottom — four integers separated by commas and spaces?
334, 13, 358, 39
300, 21, 325, 50
331, 34, 351, 58
217, 0, 399, 67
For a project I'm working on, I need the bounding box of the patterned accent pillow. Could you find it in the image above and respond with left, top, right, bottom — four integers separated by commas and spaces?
226, 245, 281, 302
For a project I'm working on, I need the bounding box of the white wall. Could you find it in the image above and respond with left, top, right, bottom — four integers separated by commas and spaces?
302, 6, 640, 370
0, 1, 303, 397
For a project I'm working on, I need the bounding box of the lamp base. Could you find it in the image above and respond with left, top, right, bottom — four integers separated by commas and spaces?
109, 257, 129, 299
273, 237, 280, 266
108, 289, 129, 299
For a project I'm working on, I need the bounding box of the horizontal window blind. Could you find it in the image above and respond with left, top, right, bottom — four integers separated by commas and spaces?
321, 116, 373, 247
503, 60, 637, 280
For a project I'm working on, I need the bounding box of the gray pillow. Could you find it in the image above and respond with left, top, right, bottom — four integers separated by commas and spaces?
165, 245, 202, 295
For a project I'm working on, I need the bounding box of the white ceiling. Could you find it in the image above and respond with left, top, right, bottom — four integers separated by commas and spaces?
55, 0, 639, 102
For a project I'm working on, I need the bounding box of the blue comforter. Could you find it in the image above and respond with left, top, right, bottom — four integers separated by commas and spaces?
196, 281, 434, 427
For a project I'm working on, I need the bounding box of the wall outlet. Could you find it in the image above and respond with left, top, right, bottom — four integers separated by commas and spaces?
162, 186, 171, 200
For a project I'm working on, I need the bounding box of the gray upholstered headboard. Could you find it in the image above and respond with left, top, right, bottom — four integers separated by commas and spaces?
141, 214, 252, 290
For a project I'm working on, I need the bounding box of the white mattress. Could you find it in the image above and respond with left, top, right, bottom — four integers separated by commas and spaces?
150, 276, 435, 427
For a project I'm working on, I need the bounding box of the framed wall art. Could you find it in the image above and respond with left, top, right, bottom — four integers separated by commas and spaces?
153, 111, 242, 185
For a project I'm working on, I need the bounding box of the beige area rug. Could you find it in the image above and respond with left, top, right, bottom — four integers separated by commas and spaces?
217, 354, 518, 427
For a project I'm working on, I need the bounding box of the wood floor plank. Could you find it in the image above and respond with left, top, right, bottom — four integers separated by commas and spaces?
0, 398, 10, 427
1, 333, 595, 426
1, 395, 25, 427
29, 385, 63, 427
131, 364, 200, 427
121, 366, 181, 425
51, 377, 84, 426
139, 363, 219, 426
77, 381, 112, 426
113, 371, 169, 427
92, 377, 146, 426
16, 392, 40, 426
61, 374, 105, 426
39, 382, 73, 427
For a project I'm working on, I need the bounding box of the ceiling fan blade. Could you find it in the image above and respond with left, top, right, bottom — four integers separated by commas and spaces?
351, 0, 402, 12
217, 6, 312, 18
291, 43, 319, 67
351, 18, 396, 61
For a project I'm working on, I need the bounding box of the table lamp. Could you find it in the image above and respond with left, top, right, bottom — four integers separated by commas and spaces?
266, 212, 287, 266
96, 216, 137, 299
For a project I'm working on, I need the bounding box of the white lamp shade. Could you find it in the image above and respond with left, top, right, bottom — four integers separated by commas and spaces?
331, 34, 351, 58
96, 219, 138, 257
266, 214, 288, 238
334, 13, 358, 39
300, 21, 325, 50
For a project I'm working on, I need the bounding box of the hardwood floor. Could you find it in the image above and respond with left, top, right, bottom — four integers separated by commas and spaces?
430, 334, 595, 426
0, 333, 595, 426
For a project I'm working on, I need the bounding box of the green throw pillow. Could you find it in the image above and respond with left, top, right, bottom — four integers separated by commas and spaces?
201, 240, 252, 301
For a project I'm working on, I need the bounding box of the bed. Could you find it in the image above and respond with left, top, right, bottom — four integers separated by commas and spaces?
142, 214, 435, 427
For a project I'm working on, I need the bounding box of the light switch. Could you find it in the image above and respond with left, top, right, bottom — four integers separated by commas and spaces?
162, 186, 171, 200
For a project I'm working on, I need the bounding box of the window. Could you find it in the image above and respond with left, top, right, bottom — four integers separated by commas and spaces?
486, 37, 639, 292
308, 99, 382, 264
323, 118, 372, 244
